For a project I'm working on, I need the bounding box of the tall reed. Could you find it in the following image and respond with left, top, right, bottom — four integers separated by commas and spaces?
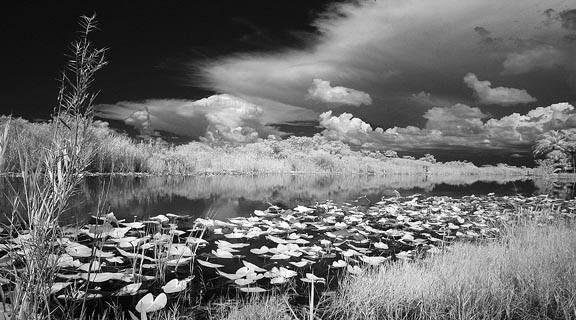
6, 15, 106, 320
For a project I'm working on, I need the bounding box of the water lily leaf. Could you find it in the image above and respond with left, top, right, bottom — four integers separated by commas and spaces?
289, 259, 313, 268
266, 235, 287, 244
242, 260, 267, 272
216, 269, 244, 280
50, 282, 72, 294
293, 205, 314, 214
264, 267, 297, 279
108, 227, 131, 238
94, 249, 115, 258
55, 254, 80, 268
121, 222, 145, 229
374, 242, 389, 250
197, 259, 224, 268
360, 256, 389, 266
57, 291, 103, 300
136, 293, 167, 313
301, 273, 325, 283
212, 249, 234, 259
80, 272, 133, 283
162, 278, 192, 293
65, 243, 93, 258
270, 253, 291, 260
167, 244, 193, 257
166, 256, 193, 267
106, 256, 124, 264
270, 276, 288, 284
77, 261, 102, 272
186, 237, 208, 245
235, 278, 256, 286
112, 283, 142, 296
149, 215, 169, 223
239, 286, 268, 293
331, 260, 347, 268
250, 246, 269, 255
395, 251, 412, 260
347, 265, 363, 275
216, 240, 249, 249
224, 232, 245, 239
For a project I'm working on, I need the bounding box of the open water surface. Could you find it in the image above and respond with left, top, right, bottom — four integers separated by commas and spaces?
2, 173, 569, 223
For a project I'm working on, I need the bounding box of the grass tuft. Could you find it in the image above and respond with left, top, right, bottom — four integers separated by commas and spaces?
326, 219, 576, 320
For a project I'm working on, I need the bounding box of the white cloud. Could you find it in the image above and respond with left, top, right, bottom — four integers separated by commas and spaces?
124, 107, 155, 137
307, 79, 372, 106
502, 46, 567, 75
319, 102, 576, 150
96, 94, 292, 143
463, 73, 537, 106
194, 0, 573, 118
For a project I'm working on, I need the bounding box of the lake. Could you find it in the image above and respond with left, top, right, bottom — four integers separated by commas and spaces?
2, 173, 569, 223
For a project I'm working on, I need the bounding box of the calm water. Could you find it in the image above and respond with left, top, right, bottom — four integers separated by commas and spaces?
1, 174, 572, 223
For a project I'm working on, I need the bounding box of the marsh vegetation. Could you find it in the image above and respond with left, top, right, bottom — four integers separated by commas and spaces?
1, 15, 575, 320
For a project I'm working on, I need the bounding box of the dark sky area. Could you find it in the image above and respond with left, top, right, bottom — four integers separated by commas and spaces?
1, 1, 576, 166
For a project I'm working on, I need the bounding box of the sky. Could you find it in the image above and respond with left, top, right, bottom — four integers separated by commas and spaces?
2, 0, 576, 166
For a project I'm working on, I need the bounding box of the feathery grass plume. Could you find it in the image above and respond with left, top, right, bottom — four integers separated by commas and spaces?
6, 14, 106, 320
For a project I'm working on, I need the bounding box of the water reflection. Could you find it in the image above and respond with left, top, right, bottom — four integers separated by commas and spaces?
0, 173, 553, 223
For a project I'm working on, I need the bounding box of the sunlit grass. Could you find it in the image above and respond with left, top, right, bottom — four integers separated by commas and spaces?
326, 220, 576, 320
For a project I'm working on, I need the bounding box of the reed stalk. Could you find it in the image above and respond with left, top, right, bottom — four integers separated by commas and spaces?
6, 14, 106, 320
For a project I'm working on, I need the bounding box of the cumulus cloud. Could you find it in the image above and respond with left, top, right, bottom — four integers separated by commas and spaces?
124, 107, 156, 137
502, 46, 567, 75
96, 94, 303, 143
319, 102, 576, 150
306, 79, 372, 106
463, 73, 537, 106
194, 0, 574, 123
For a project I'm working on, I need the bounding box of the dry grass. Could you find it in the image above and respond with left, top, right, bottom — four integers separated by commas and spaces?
326, 220, 576, 320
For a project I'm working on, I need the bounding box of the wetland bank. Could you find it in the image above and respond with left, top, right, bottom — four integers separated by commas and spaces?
2, 13, 576, 320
